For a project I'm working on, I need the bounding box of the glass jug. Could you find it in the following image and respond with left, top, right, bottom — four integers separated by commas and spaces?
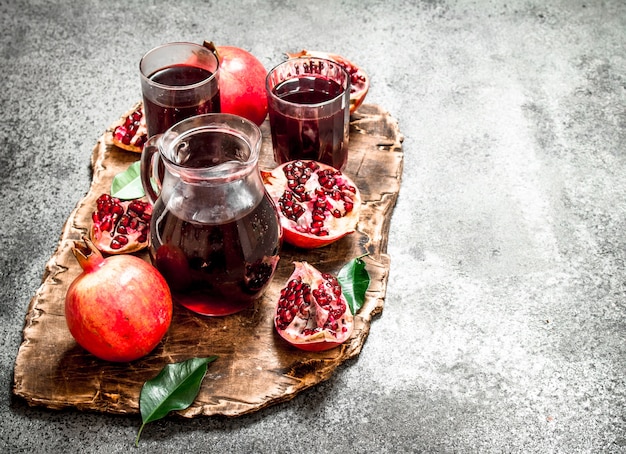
140, 113, 282, 316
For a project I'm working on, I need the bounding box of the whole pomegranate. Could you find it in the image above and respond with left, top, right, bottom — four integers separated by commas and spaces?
275, 261, 354, 352
65, 237, 172, 362
203, 41, 268, 126
262, 160, 361, 249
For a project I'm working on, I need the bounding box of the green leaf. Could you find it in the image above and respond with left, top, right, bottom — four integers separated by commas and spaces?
135, 356, 218, 446
337, 254, 370, 315
111, 160, 145, 200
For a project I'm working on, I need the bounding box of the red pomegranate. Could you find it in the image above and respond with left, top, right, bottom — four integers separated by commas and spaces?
65, 237, 172, 362
275, 261, 354, 352
111, 102, 147, 153
90, 193, 152, 255
262, 160, 361, 249
204, 41, 268, 126
286, 49, 369, 114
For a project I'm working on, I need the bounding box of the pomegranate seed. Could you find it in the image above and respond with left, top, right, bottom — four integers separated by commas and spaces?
114, 235, 128, 245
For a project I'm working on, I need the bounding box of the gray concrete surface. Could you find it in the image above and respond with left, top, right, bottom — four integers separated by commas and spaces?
2, 0, 626, 452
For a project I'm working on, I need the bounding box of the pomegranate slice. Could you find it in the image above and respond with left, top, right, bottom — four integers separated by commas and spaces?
286, 49, 369, 114
111, 102, 148, 153
90, 193, 152, 255
275, 261, 354, 352
262, 160, 361, 249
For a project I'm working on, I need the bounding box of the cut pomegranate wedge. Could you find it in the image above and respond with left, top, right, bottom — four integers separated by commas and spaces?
275, 261, 354, 352
90, 193, 152, 255
262, 160, 361, 249
286, 50, 369, 114
111, 102, 147, 153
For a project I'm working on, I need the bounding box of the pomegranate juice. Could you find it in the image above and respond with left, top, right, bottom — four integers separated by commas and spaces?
152, 195, 281, 316
144, 64, 220, 136
269, 76, 348, 170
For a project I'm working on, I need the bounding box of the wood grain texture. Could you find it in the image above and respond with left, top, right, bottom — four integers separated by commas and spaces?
13, 104, 404, 417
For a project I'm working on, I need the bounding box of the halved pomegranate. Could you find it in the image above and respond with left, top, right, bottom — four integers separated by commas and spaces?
275, 261, 354, 352
286, 50, 369, 114
111, 102, 147, 153
262, 160, 361, 249
90, 193, 152, 254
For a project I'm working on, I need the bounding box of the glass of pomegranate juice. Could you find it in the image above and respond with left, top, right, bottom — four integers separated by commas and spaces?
140, 113, 282, 316
140, 42, 220, 137
266, 56, 351, 170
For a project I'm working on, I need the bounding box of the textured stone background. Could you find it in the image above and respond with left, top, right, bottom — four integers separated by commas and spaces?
1, 0, 625, 452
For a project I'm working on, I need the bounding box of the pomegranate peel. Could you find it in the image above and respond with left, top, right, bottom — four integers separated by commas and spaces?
90, 193, 152, 255
111, 101, 147, 153
286, 49, 369, 114
275, 261, 354, 352
65, 236, 173, 362
262, 160, 361, 249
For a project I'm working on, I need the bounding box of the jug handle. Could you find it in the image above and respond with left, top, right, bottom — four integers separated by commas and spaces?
140, 135, 162, 205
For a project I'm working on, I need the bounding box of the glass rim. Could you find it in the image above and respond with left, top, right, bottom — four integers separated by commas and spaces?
139, 41, 220, 91
265, 56, 350, 109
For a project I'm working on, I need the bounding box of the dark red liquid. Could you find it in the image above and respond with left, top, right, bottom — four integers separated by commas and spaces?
144, 64, 220, 137
152, 195, 281, 316
269, 76, 348, 170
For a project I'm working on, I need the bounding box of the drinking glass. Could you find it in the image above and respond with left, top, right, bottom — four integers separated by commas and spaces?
266, 57, 350, 170
140, 42, 220, 137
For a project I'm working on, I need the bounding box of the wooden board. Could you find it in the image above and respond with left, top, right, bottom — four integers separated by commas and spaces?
12, 104, 404, 417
